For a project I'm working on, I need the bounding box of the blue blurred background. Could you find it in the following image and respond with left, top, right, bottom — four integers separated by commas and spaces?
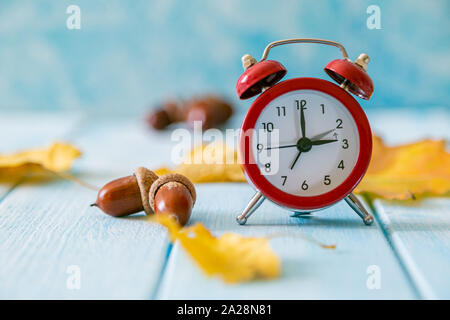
0, 0, 448, 113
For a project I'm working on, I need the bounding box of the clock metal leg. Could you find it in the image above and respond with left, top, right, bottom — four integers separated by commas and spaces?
236, 191, 265, 225
345, 192, 374, 225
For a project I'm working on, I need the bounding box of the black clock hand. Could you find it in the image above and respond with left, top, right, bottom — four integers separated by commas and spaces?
268, 130, 337, 150
290, 151, 302, 170
299, 101, 306, 138
266, 144, 297, 150
311, 139, 338, 146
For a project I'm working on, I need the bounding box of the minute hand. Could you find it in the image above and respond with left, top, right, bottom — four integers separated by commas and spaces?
311, 139, 338, 146
300, 103, 306, 138
266, 144, 297, 150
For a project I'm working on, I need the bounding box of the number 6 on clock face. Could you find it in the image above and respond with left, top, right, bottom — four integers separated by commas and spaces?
240, 78, 372, 211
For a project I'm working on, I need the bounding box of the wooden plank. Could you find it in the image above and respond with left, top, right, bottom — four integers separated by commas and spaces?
0, 112, 81, 200
0, 111, 82, 152
2, 108, 448, 299
157, 183, 415, 299
0, 179, 170, 299
374, 199, 450, 299
0, 114, 171, 299
368, 107, 450, 299
366, 107, 449, 144
68, 116, 176, 174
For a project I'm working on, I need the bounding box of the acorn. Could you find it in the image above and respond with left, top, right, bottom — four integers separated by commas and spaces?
185, 95, 233, 130
149, 173, 196, 226
146, 95, 233, 130
91, 167, 196, 226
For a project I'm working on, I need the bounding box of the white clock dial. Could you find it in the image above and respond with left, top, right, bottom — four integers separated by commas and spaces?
252, 89, 360, 197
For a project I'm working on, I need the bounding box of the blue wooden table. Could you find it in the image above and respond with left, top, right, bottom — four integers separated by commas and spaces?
0, 108, 449, 299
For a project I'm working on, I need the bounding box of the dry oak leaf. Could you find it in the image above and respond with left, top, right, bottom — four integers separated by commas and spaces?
151, 214, 280, 283
155, 142, 245, 183
355, 136, 450, 200
0, 142, 81, 180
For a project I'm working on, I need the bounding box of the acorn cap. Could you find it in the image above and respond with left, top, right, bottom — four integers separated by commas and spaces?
134, 167, 159, 215
149, 173, 196, 212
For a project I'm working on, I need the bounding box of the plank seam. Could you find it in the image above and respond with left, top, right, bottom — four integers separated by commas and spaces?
0, 178, 25, 206
372, 200, 437, 299
151, 242, 173, 299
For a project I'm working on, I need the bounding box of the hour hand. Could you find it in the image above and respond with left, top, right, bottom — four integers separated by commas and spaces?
311, 139, 338, 146
290, 151, 302, 170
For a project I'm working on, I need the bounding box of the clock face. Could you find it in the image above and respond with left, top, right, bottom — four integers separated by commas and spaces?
252, 89, 360, 197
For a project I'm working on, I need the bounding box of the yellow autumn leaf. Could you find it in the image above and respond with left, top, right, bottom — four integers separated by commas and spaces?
155, 142, 246, 183
355, 136, 450, 200
0, 142, 81, 182
151, 214, 280, 283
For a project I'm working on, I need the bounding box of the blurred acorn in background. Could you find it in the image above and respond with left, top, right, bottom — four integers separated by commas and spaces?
146, 95, 233, 130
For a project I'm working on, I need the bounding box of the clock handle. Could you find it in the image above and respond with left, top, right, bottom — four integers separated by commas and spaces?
345, 193, 374, 225
236, 191, 265, 225
260, 38, 350, 62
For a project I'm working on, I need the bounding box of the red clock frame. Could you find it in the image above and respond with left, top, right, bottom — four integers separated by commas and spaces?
239, 77, 372, 210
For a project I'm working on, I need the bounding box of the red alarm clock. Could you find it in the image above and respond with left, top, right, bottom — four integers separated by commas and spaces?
235, 38, 374, 226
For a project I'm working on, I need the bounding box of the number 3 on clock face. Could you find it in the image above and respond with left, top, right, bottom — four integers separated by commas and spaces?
240, 78, 372, 211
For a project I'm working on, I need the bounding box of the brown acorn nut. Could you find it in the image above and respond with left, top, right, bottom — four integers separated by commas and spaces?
91, 175, 143, 217
91, 169, 196, 225
185, 96, 233, 130
146, 109, 171, 130
91, 167, 158, 217
149, 174, 196, 226
146, 100, 185, 130
146, 95, 233, 130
